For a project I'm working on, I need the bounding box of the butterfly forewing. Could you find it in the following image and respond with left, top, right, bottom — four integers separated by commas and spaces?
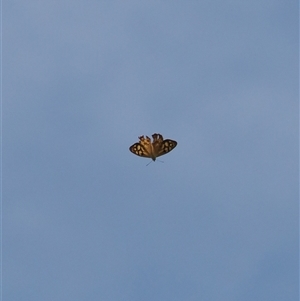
129, 143, 151, 158
156, 139, 177, 157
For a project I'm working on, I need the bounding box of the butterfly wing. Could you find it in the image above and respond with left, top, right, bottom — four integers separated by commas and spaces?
129, 143, 152, 158
156, 139, 177, 157
152, 133, 164, 158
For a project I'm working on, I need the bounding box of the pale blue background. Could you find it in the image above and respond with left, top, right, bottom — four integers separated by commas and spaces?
4, 1, 298, 300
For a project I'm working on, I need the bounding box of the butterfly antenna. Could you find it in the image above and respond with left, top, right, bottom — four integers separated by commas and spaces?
157, 159, 164, 163
146, 160, 152, 166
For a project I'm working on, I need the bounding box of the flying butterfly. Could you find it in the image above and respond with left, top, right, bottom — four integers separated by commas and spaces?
129, 133, 177, 161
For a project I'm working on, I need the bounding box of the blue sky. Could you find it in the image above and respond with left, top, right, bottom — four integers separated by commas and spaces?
4, 1, 298, 300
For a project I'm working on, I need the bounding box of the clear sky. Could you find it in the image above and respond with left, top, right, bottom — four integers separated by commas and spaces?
4, 1, 298, 300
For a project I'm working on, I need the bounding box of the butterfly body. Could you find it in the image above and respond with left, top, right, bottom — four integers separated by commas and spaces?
129, 133, 177, 161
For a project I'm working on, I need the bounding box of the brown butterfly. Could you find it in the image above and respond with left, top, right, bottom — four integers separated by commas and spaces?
129, 133, 177, 161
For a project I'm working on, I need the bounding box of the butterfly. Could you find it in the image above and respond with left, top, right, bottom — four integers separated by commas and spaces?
129, 133, 177, 161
